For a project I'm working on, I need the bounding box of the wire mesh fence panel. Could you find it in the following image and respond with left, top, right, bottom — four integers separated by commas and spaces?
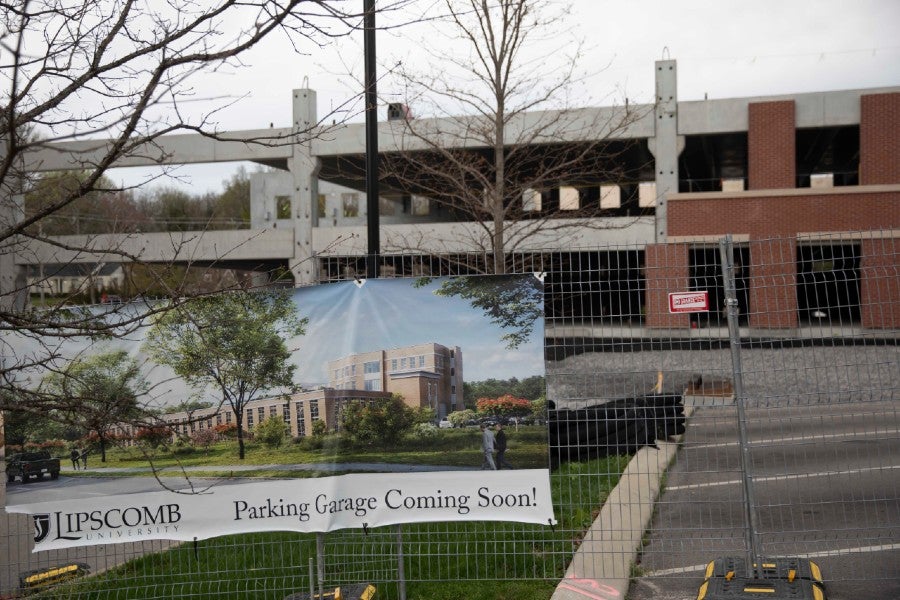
1, 232, 897, 599
628, 232, 900, 600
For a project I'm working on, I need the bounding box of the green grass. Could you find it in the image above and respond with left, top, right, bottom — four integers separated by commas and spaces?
36, 454, 632, 600
82, 427, 549, 476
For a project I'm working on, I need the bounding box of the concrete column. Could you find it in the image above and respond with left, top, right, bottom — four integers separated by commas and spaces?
648, 59, 684, 243
290, 89, 320, 286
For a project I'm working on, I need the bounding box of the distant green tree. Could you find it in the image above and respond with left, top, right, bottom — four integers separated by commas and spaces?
530, 396, 548, 424
255, 415, 288, 448
144, 290, 307, 460
42, 350, 148, 462
447, 409, 476, 428
411, 406, 437, 425
311, 420, 327, 437
340, 396, 415, 447
213, 167, 251, 229
24, 171, 141, 236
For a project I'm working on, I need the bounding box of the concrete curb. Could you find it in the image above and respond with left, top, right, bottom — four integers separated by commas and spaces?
551, 441, 679, 600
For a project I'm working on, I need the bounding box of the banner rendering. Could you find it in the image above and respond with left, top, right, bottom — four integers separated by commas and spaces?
6, 274, 552, 551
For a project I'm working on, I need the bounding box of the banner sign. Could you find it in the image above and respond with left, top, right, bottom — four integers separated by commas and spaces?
8, 469, 555, 552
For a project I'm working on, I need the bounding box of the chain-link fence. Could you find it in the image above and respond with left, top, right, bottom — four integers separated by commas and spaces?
1, 231, 898, 599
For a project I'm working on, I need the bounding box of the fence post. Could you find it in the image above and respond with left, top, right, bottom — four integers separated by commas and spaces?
316, 532, 325, 600
396, 525, 407, 600
719, 235, 762, 577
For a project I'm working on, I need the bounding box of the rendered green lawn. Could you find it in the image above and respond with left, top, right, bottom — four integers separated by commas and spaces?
81, 427, 550, 474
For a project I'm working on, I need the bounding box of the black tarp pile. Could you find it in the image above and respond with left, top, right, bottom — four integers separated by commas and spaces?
548, 394, 686, 468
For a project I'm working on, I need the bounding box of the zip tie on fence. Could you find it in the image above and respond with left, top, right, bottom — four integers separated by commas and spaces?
548, 518, 555, 532
362, 522, 369, 536
193, 537, 199, 560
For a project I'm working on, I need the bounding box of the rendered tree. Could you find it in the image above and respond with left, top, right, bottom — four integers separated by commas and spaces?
339, 395, 415, 447
379, 0, 645, 274
143, 289, 306, 459
42, 350, 148, 462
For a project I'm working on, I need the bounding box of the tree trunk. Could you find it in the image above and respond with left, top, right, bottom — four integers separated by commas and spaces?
493, 105, 506, 275
236, 412, 246, 460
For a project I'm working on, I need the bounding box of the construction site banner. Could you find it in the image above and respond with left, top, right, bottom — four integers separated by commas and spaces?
8, 469, 555, 551
6, 274, 552, 549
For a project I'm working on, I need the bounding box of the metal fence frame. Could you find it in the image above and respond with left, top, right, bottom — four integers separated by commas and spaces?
1, 231, 898, 599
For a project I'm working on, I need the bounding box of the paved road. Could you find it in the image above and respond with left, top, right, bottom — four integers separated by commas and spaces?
626, 399, 900, 600
546, 345, 899, 600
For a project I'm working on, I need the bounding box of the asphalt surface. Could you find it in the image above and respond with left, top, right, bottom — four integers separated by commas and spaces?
546, 344, 899, 600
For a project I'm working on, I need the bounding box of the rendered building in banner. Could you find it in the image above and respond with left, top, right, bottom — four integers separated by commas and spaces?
127, 387, 393, 442
327, 342, 464, 418
125, 342, 463, 441
11, 59, 899, 332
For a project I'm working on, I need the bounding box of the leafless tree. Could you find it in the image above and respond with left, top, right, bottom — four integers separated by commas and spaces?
0, 1, 407, 430
373, 0, 650, 274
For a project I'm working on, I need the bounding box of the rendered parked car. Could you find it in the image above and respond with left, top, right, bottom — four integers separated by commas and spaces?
6, 451, 61, 483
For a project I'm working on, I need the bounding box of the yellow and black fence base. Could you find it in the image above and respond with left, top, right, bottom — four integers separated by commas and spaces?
19, 562, 91, 594
697, 557, 826, 600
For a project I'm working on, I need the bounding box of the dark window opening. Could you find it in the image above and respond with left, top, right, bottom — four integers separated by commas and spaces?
679, 133, 748, 193
797, 244, 860, 324
545, 251, 645, 324
689, 246, 750, 327
796, 126, 859, 188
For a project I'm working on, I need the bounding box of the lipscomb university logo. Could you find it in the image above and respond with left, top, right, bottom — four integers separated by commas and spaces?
33, 514, 51, 543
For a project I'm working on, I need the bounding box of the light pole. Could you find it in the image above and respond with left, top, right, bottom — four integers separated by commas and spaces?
364, 0, 379, 279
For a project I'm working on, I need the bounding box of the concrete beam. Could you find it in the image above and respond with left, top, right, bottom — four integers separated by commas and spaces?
23, 129, 294, 173
678, 86, 900, 134
312, 217, 656, 256
14, 229, 294, 266
312, 104, 655, 157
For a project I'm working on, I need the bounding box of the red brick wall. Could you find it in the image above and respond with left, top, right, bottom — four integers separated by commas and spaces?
749, 101, 796, 190
668, 189, 900, 238
748, 239, 798, 329
644, 244, 690, 328
860, 238, 900, 328
860, 93, 900, 185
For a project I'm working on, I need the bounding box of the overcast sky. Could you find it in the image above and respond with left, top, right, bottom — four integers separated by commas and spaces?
107, 0, 900, 193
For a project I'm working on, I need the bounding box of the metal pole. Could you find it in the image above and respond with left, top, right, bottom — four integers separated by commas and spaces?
316, 532, 325, 600
396, 525, 406, 600
719, 235, 762, 578
364, 0, 379, 279
308, 557, 316, 599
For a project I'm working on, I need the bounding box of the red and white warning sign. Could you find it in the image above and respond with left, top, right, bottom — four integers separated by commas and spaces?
668, 291, 709, 313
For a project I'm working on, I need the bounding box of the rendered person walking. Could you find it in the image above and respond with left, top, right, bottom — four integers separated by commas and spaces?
70, 449, 80, 470
480, 424, 496, 470
80, 449, 88, 469
495, 423, 514, 470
